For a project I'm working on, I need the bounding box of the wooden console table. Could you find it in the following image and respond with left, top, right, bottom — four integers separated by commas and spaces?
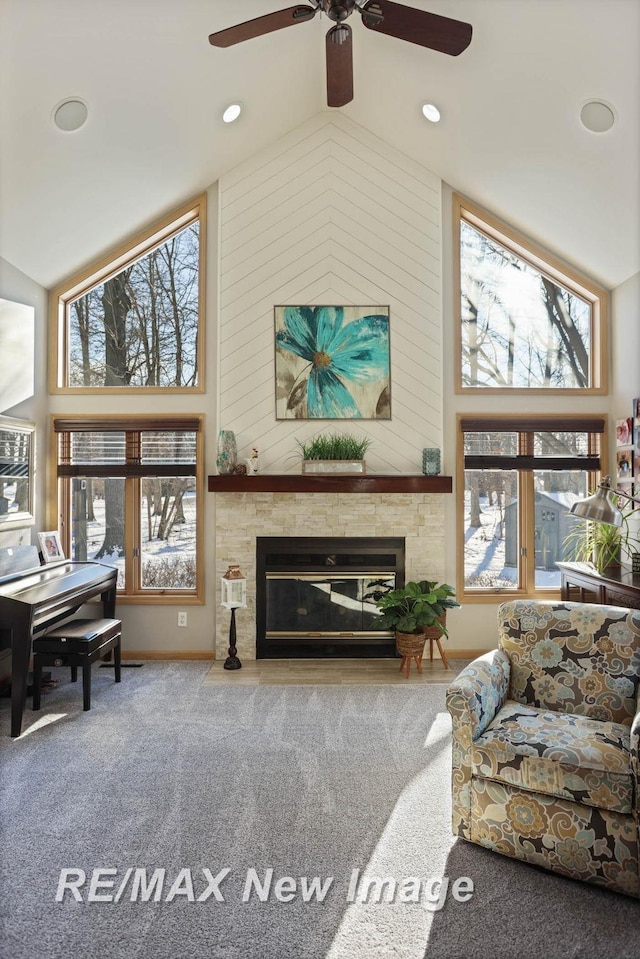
557, 561, 640, 610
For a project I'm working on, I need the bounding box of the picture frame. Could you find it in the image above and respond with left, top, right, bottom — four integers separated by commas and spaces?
38, 530, 65, 564
616, 482, 634, 509
615, 417, 633, 446
274, 305, 391, 420
633, 397, 640, 424
616, 449, 633, 482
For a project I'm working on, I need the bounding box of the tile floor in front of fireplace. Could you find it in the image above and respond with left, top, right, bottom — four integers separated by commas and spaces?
203, 657, 470, 686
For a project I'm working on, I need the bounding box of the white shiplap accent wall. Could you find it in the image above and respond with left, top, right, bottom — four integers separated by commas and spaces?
218, 112, 442, 473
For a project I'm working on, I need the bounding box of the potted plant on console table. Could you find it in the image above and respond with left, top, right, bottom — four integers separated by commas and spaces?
365, 579, 460, 677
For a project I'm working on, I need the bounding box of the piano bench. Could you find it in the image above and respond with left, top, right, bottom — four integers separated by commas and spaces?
32, 618, 121, 712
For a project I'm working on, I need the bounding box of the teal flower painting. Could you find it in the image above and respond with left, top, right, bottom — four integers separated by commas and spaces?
275, 305, 391, 419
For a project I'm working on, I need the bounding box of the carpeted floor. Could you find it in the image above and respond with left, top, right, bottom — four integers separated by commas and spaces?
1, 662, 639, 959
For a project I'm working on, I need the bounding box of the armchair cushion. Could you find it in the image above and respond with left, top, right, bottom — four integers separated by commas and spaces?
473, 701, 633, 814
498, 601, 640, 724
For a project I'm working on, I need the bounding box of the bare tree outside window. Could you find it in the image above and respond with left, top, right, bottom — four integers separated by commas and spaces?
461, 423, 600, 594
459, 220, 593, 389
68, 222, 200, 388
58, 422, 201, 597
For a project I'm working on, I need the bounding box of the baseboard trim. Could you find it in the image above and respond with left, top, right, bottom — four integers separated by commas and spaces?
121, 650, 214, 661
446, 648, 491, 659
121, 649, 489, 662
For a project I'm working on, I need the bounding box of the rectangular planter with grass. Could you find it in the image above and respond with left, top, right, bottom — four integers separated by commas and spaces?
301, 460, 366, 474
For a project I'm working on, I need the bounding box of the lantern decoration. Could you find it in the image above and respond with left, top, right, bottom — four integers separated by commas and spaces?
220, 565, 247, 670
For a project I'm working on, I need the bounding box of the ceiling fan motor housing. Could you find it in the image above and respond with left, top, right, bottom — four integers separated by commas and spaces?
322, 0, 356, 22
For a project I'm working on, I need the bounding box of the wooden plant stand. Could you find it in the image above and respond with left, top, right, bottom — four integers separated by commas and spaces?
396, 616, 450, 677
423, 618, 450, 669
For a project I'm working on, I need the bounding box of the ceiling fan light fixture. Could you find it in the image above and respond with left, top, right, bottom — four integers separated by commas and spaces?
421, 103, 441, 123
222, 103, 242, 124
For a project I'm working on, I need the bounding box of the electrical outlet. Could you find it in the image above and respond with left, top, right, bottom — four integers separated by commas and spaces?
177, 612, 188, 628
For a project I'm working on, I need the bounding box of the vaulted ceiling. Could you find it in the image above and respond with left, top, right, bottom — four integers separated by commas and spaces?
1, 0, 638, 291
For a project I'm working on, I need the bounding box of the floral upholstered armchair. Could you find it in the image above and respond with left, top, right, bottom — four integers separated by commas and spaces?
446, 600, 640, 897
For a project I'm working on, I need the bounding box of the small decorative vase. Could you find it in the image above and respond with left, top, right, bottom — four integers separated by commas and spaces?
216, 430, 237, 474
632, 553, 640, 575
422, 448, 441, 476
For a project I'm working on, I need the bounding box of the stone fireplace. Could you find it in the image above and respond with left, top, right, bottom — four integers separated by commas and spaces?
213, 489, 446, 660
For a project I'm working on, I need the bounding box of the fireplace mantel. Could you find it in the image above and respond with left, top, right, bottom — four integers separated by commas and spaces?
208, 474, 452, 494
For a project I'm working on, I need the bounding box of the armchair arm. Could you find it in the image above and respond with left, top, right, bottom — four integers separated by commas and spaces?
632, 689, 640, 818
445, 648, 511, 840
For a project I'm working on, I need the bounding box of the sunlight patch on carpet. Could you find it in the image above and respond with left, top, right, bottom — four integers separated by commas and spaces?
326, 715, 455, 958
423, 711, 452, 748
18, 712, 68, 737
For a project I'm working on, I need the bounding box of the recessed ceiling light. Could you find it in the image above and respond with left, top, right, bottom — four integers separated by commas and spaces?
580, 99, 615, 133
222, 103, 242, 124
52, 97, 88, 132
421, 103, 441, 123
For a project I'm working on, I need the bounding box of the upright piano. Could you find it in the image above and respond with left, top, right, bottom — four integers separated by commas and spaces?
0, 550, 117, 737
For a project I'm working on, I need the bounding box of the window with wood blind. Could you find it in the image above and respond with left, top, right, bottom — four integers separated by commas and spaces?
458, 415, 606, 598
52, 415, 203, 602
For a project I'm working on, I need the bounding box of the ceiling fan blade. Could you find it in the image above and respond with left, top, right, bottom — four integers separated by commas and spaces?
326, 24, 354, 108
361, 0, 472, 56
209, 5, 317, 48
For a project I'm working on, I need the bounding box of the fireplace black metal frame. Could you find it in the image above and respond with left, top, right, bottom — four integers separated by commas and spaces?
256, 536, 405, 658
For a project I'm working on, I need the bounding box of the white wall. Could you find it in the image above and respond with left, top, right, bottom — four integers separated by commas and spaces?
611, 271, 640, 434
611, 271, 640, 547
0, 256, 48, 542
0, 257, 48, 679
218, 112, 443, 472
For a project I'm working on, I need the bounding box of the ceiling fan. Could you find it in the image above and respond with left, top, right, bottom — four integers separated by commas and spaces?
208, 1, 472, 108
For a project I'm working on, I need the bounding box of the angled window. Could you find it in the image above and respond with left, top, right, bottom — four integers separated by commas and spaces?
50, 195, 206, 393
52, 415, 203, 603
454, 195, 608, 393
458, 415, 606, 598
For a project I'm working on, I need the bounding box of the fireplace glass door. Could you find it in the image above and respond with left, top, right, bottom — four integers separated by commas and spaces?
265, 574, 394, 636
256, 536, 404, 657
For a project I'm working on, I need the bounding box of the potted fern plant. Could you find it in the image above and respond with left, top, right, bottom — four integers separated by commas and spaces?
296, 432, 372, 474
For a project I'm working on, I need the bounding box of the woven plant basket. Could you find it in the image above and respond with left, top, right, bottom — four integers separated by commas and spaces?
422, 614, 446, 645
395, 630, 427, 658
